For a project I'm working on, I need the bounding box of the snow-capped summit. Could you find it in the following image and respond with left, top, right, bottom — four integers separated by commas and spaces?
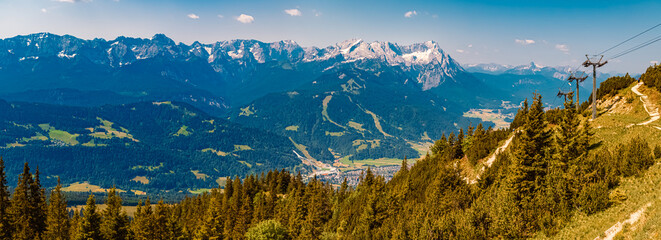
0, 33, 469, 91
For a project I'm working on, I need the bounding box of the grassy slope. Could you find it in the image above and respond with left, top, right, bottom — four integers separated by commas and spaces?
534, 82, 661, 239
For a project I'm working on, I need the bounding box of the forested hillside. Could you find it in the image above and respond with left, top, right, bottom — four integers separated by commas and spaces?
0, 100, 301, 191
231, 65, 476, 163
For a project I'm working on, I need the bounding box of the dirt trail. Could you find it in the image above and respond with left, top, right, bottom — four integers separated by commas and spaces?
485, 134, 515, 167
593, 82, 658, 239
595, 202, 651, 240
466, 133, 515, 184
631, 82, 660, 126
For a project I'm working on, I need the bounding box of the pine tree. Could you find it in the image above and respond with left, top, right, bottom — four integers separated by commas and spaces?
233, 191, 252, 239
76, 194, 102, 240
30, 167, 47, 236
9, 163, 36, 240
132, 198, 155, 240
153, 200, 169, 240
505, 93, 552, 236
69, 210, 82, 240
167, 205, 185, 240
195, 197, 222, 240
0, 157, 12, 239
101, 187, 129, 240
45, 177, 70, 240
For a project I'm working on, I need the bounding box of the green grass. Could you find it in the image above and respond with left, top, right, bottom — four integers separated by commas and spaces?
348, 121, 365, 131
188, 188, 212, 194
238, 160, 253, 168
239, 105, 255, 116
233, 145, 252, 151
174, 125, 192, 136
532, 83, 661, 239
131, 163, 163, 171
49, 129, 79, 145
38, 123, 51, 131
533, 162, 661, 239
82, 139, 107, 147
285, 125, 299, 131
339, 156, 406, 171
201, 148, 229, 156
325, 131, 345, 136
21, 133, 48, 142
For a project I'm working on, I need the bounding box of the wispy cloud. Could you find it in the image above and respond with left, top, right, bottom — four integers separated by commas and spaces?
187, 13, 199, 19
515, 39, 535, 45
456, 49, 465, 53
236, 14, 255, 24
284, 8, 301, 16
312, 9, 322, 17
652, 60, 659, 65
217, 14, 224, 18
555, 44, 569, 54
41, 8, 48, 13
404, 10, 417, 18
467, 44, 473, 48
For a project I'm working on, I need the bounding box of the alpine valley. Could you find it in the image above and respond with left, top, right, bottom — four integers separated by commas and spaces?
0, 33, 621, 192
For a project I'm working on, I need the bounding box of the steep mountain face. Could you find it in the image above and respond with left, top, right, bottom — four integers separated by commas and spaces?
0, 99, 301, 191
306, 39, 463, 90
230, 65, 473, 163
0, 33, 475, 108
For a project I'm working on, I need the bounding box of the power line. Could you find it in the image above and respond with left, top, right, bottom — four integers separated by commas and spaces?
596, 22, 661, 56
608, 34, 661, 60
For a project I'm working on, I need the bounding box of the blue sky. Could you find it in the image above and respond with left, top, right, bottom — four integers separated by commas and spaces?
1, 0, 660, 73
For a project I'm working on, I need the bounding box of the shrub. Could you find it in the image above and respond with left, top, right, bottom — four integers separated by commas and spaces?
245, 220, 291, 240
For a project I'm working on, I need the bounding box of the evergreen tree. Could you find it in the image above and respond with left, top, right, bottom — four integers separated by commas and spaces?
195, 197, 222, 240
153, 200, 169, 240
167, 204, 185, 240
504, 93, 552, 237
132, 198, 155, 240
69, 210, 82, 240
9, 163, 36, 240
45, 177, 70, 240
101, 187, 129, 240
30, 167, 47, 236
76, 194, 102, 240
0, 157, 12, 239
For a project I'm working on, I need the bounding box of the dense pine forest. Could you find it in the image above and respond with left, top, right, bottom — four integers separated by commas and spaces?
1, 65, 661, 239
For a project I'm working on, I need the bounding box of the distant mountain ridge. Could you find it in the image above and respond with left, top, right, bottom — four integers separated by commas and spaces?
0, 33, 470, 106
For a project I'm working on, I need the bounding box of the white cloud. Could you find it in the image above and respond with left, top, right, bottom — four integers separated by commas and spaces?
187, 13, 199, 19
515, 39, 535, 45
236, 14, 254, 24
404, 10, 417, 18
284, 8, 302, 16
217, 14, 224, 18
41, 8, 47, 13
555, 44, 570, 54
467, 44, 473, 48
456, 49, 465, 53
652, 60, 659, 65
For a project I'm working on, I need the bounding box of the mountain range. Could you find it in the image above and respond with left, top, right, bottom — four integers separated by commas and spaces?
0, 32, 626, 191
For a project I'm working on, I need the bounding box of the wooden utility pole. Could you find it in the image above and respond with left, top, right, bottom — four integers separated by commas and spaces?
582, 55, 608, 120
567, 72, 588, 110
